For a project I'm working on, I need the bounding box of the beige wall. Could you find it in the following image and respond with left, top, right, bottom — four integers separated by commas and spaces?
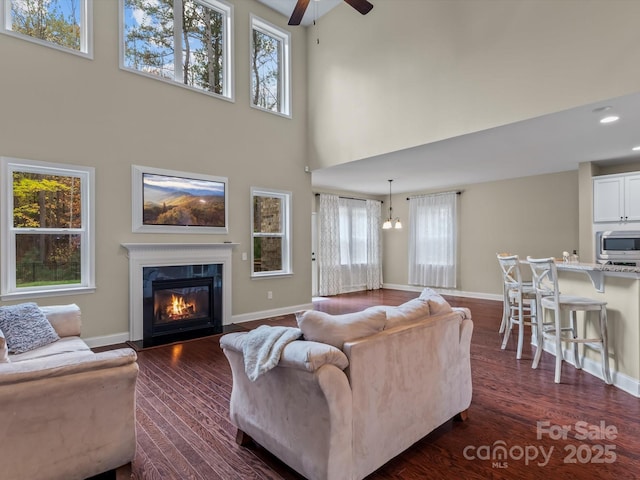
307, 0, 640, 170
0, 1, 311, 339
383, 171, 579, 296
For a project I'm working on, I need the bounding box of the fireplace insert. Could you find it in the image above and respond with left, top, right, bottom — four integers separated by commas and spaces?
141, 264, 223, 347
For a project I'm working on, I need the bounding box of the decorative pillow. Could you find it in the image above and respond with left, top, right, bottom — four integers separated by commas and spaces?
419, 288, 453, 315
0, 303, 60, 354
295, 309, 386, 349
0, 327, 9, 363
371, 298, 431, 330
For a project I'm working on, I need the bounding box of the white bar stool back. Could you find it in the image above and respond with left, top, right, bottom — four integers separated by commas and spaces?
497, 254, 537, 360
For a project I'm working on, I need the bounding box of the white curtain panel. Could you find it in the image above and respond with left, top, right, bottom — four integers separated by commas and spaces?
318, 195, 383, 296
408, 192, 458, 288
365, 199, 383, 290
318, 194, 342, 296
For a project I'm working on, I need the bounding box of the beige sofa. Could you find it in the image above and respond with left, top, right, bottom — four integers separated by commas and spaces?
0, 304, 138, 480
220, 291, 473, 480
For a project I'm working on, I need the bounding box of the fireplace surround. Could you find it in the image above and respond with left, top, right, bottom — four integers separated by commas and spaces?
122, 243, 235, 347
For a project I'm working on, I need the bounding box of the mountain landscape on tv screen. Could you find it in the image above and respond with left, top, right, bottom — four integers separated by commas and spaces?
143, 178, 225, 227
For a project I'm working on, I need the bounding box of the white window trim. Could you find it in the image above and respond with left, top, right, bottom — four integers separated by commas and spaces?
250, 14, 291, 118
0, 0, 93, 59
251, 187, 292, 278
0, 157, 96, 300
118, 0, 235, 102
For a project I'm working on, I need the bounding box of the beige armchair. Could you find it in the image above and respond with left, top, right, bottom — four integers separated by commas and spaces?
0, 304, 138, 480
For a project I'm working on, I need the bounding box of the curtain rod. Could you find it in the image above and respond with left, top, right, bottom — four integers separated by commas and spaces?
406, 190, 462, 200
315, 193, 383, 202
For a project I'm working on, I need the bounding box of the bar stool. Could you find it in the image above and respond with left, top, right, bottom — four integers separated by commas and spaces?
527, 257, 611, 384
497, 254, 538, 360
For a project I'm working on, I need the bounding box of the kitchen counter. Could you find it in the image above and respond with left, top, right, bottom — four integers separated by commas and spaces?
556, 261, 640, 274
555, 261, 640, 293
554, 265, 640, 396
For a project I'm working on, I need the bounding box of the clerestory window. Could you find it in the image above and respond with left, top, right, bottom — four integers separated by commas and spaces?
1, 157, 95, 300
0, 0, 93, 57
250, 14, 291, 117
121, 0, 234, 100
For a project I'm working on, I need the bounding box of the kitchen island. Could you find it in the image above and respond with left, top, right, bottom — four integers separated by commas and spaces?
554, 262, 640, 396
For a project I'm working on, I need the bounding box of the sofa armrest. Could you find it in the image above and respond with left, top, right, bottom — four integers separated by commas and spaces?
220, 332, 348, 372
452, 306, 471, 320
40, 303, 82, 338
222, 341, 352, 480
0, 348, 137, 385
0, 347, 138, 480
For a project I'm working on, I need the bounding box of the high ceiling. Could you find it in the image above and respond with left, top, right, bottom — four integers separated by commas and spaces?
259, 1, 640, 196
257, 0, 342, 26
312, 91, 640, 195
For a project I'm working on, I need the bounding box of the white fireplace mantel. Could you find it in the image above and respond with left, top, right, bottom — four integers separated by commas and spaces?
121, 243, 237, 341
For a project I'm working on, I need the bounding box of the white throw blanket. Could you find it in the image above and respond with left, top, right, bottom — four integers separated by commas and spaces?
243, 325, 302, 381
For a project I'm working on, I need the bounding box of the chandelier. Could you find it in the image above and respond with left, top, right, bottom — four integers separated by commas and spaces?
382, 179, 402, 230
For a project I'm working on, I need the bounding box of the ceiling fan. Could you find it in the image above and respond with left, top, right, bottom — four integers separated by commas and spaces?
288, 0, 374, 26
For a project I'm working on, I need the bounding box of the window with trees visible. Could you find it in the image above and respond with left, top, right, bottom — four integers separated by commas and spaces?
251, 188, 291, 277
1, 158, 95, 299
250, 15, 290, 117
0, 0, 92, 57
121, 0, 233, 100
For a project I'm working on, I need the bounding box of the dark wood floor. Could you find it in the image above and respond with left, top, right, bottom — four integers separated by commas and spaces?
122, 289, 640, 479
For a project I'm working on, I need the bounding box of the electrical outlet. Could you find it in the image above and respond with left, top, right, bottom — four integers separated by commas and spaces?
241, 252, 247, 261
267, 291, 273, 299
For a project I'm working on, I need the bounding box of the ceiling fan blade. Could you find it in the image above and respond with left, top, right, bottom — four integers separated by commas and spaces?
344, 0, 374, 15
288, 0, 311, 25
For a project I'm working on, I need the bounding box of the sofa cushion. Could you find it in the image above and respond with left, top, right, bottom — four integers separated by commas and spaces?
369, 298, 431, 330
9, 336, 91, 363
0, 303, 60, 354
39, 304, 82, 337
419, 288, 453, 315
295, 309, 386, 349
0, 327, 8, 363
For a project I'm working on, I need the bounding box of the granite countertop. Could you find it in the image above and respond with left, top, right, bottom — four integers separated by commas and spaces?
556, 261, 640, 274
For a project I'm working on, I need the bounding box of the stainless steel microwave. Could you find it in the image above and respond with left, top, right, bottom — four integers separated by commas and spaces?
596, 230, 640, 263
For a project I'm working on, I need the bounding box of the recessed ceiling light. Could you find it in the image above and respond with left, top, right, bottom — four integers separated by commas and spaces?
633, 146, 640, 151
600, 115, 620, 124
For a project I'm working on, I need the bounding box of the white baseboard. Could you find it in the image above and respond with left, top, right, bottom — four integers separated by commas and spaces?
382, 283, 503, 302
84, 332, 130, 348
231, 302, 314, 325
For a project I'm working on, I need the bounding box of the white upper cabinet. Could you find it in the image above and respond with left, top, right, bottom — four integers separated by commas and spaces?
594, 173, 640, 222
624, 174, 640, 221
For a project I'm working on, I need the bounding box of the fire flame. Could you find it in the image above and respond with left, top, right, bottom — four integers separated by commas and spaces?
167, 294, 195, 318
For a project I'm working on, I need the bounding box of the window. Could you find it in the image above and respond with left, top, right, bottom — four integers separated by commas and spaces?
251, 188, 291, 277
0, 0, 93, 57
408, 192, 458, 288
250, 15, 291, 117
339, 198, 368, 267
121, 0, 233, 100
1, 157, 95, 299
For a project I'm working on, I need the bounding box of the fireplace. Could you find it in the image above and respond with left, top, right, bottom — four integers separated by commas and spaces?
153, 278, 212, 327
122, 243, 235, 349
140, 264, 222, 347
